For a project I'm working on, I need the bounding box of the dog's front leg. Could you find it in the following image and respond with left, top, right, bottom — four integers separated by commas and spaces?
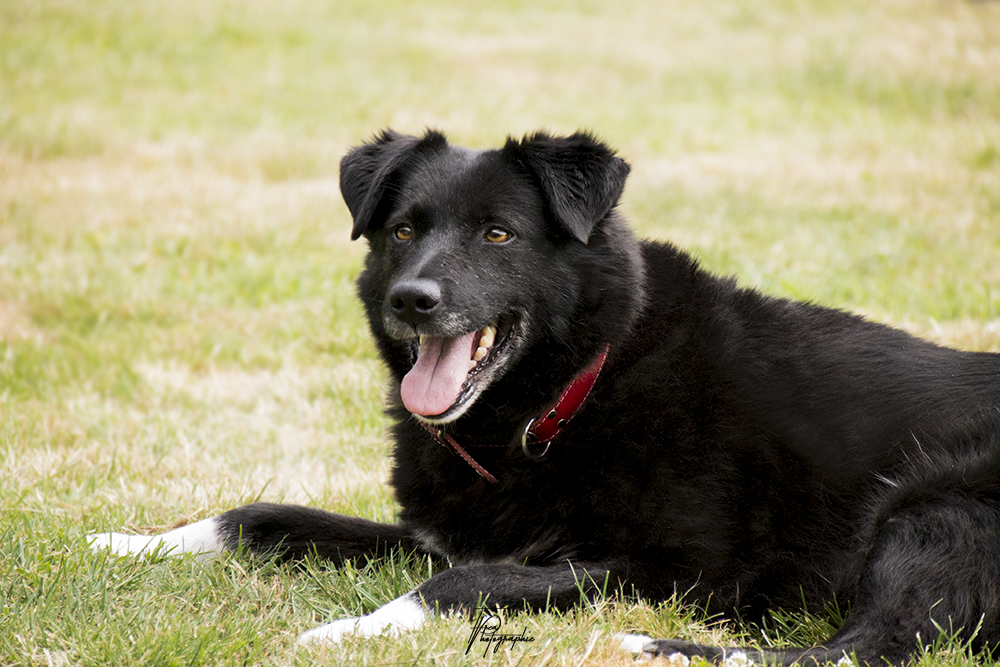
89, 502, 417, 565
299, 560, 614, 645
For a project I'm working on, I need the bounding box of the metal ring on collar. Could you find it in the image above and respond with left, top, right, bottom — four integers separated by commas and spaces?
521, 419, 551, 459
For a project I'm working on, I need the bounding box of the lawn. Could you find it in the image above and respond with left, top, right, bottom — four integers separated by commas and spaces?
2, 0, 999, 665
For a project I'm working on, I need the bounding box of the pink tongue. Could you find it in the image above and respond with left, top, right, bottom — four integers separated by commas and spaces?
400, 332, 478, 416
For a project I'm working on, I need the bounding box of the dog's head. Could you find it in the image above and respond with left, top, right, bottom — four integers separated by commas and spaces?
341, 129, 640, 424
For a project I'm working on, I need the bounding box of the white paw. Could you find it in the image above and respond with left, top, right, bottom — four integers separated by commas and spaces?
297, 617, 368, 645
88, 518, 224, 559
722, 650, 753, 667
615, 635, 691, 664
88, 532, 167, 556
616, 633, 654, 654
297, 592, 428, 646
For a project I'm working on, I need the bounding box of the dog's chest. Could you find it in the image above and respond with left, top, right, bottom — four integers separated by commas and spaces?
398, 468, 590, 564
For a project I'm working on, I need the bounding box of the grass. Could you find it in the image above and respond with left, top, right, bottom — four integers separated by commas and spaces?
1, 0, 999, 664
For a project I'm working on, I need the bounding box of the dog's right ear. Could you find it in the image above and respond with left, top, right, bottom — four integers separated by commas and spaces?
340, 130, 448, 240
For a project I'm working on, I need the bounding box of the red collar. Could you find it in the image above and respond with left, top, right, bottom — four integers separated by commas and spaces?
419, 344, 610, 484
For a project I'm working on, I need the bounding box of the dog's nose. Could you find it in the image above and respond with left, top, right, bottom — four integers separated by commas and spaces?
387, 278, 441, 325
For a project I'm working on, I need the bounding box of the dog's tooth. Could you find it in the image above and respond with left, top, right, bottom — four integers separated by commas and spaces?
480, 326, 496, 349
473, 346, 488, 362
468, 359, 476, 371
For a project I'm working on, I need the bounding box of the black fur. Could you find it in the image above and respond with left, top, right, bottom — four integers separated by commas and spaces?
216, 130, 1000, 664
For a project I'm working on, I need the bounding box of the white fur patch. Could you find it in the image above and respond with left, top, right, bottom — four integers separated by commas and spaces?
297, 592, 428, 645
722, 650, 753, 667
616, 633, 654, 654
615, 637, 692, 666
88, 517, 224, 559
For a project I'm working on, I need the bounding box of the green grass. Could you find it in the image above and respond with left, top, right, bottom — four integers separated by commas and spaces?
2, 0, 999, 664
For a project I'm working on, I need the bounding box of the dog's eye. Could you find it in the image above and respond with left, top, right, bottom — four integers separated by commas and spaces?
485, 228, 512, 244
393, 225, 414, 241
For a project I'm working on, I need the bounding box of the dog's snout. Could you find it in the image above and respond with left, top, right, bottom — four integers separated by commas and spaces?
388, 278, 442, 325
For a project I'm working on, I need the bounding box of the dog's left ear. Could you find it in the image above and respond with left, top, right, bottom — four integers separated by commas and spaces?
504, 132, 630, 244
341, 129, 448, 240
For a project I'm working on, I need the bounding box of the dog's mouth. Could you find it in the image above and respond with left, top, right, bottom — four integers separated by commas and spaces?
400, 317, 516, 422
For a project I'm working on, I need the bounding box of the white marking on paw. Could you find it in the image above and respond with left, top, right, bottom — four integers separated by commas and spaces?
296, 592, 428, 645
614, 634, 691, 664
616, 633, 654, 654
88, 517, 224, 559
722, 650, 753, 667
836, 655, 855, 666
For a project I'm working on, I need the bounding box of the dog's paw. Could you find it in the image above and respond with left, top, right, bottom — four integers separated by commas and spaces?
88, 518, 224, 559
719, 651, 754, 667
297, 592, 428, 646
616, 633, 655, 655
88, 532, 164, 556
632, 639, 758, 666
617, 634, 693, 664
620, 637, 757, 665
296, 617, 369, 645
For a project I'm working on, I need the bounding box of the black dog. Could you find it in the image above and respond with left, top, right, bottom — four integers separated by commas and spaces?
91, 130, 1000, 664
